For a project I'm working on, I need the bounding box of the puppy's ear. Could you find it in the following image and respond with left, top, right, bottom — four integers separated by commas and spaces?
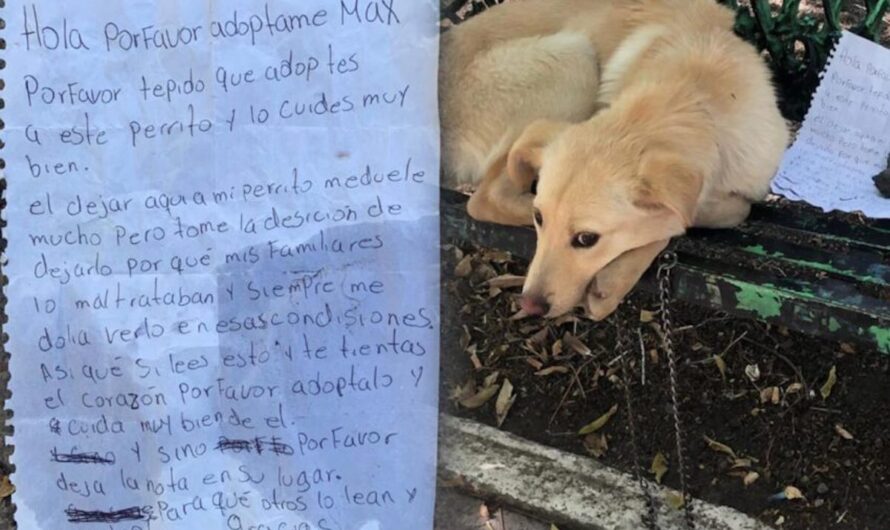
634, 149, 703, 230
506, 120, 568, 190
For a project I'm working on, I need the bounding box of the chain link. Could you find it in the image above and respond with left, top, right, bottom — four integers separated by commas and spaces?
615, 312, 659, 530
657, 251, 696, 529
605, 251, 696, 530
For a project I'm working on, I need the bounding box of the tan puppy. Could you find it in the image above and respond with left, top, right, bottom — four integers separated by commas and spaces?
440, 0, 736, 223
440, 0, 789, 320
514, 3, 789, 319
441, 0, 627, 225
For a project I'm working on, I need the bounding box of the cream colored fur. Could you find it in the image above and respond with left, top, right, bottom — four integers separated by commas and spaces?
440, 0, 790, 320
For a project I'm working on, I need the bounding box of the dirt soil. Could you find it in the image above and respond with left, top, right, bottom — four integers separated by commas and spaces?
440, 242, 890, 530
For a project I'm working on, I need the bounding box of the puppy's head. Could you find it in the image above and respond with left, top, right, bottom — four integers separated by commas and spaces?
512, 118, 703, 318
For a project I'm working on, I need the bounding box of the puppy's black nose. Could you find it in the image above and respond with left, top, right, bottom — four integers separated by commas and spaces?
520, 294, 550, 316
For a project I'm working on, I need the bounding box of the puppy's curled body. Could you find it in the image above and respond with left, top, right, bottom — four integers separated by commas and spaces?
440, 31, 600, 187
595, 21, 790, 221
440, 0, 790, 320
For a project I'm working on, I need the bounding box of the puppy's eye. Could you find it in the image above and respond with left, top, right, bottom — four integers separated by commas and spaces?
533, 209, 543, 227
571, 232, 600, 248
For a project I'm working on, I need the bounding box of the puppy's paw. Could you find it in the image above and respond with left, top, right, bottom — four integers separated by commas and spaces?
583, 279, 622, 321
467, 189, 535, 227
465, 192, 489, 222
584, 292, 623, 321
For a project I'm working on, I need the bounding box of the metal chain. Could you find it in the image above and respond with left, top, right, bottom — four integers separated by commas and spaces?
656, 251, 696, 529
614, 312, 660, 530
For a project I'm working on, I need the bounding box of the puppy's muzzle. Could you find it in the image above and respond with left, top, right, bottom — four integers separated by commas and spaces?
519, 294, 550, 317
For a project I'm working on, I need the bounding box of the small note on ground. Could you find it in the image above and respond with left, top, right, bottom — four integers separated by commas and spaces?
4, 1, 440, 529
772, 31, 890, 218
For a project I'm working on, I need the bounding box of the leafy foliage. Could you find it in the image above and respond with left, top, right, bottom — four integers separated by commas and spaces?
721, 0, 888, 119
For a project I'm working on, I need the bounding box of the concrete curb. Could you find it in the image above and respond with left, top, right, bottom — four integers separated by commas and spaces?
438, 415, 772, 530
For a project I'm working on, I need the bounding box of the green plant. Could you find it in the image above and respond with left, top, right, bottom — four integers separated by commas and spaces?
719, 0, 887, 120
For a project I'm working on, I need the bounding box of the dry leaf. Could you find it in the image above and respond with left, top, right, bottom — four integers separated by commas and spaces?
0, 476, 14, 498
769, 486, 805, 502
745, 364, 761, 382
839, 342, 856, 354
743, 471, 760, 487
578, 404, 619, 435
563, 333, 592, 356
786, 382, 804, 394
665, 491, 686, 510
472, 262, 498, 282
535, 366, 570, 377
703, 435, 738, 459
551, 339, 564, 358
820, 366, 837, 400
459, 384, 500, 409
466, 344, 483, 370
760, 386, 780, 404
650, 452, 669, 484
486, 274, 526, 289
482, 249, 511, 263
526, 357, 544, 371
834, 423, 854, 440
527, 327, 550, 346
449, 380, 476, 402
714, 355, 727, 380
784, 485, 805, 501
509, 309, 530, 320
483, 371, 500, 387
454, 255, 473, 277
459, 325, 472, 351
495, 379, 516, 427
732, 458, 754, 469
640, 310, 655, 323
583, 433, 608, 458
550, 525, 560, 530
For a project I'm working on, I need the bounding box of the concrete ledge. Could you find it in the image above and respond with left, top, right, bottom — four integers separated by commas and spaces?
438, 415, 772, 530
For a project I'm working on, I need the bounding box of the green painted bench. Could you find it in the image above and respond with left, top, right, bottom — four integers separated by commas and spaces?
441, 188, 890, 354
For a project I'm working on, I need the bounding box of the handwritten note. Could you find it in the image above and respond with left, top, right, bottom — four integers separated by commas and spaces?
4, 1, 440, 529
773, 31, 890, 218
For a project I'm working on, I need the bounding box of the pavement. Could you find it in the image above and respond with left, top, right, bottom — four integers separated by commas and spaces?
438, 414, 772, 530
435, 487, 551, 530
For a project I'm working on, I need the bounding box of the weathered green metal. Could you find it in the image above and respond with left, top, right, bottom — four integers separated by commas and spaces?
441, 188, 890, 354
748, 204, 890, 251
680, 228, 890, 287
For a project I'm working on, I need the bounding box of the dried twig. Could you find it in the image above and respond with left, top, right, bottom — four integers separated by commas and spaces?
718, 331, 748, 358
